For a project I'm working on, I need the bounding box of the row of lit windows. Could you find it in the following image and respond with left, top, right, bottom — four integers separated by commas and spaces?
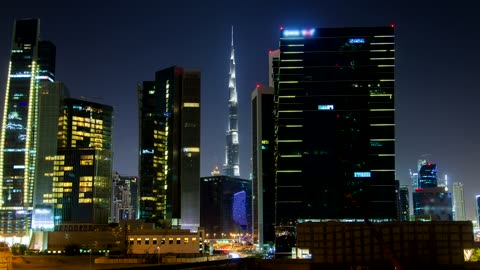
129, 237, 197, 245
46, 156, 65, 161
72, 131, 104, 138
72, 116, 104, 124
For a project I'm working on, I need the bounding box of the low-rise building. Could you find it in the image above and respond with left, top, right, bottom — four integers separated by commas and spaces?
296, 221, 473, 267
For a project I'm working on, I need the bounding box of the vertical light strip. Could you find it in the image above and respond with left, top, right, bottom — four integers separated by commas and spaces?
24, 61, 37, 207
0, 61, 12, 206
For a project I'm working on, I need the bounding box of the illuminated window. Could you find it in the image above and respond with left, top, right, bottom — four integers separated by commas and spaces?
161, 238, 165, 244
176, 238, 181, 244
184, 238, 189, 244
137, 238, 141, 245
168, 238, 173, 244
129, 238, 134, 245
145, 238, 150, 245
153, 238, 157, 245
183, 102, 200, 107
80, 160, 93, 166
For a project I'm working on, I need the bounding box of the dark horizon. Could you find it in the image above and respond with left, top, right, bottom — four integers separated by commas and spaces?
0, 1, 478, 219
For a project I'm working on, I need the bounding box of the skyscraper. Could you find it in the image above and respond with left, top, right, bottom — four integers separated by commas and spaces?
251, 84, 275, 249
138, 66, 201, 231
32, 82, 69, 231
49, 98, 113, 225
0, 18, 56, 238
200, 175, 252, 237
224, 26, 240, 177
452, 182, 466, 221
398, 184, 410, 221
273, 26, 396, 254
418, 163, 438, 188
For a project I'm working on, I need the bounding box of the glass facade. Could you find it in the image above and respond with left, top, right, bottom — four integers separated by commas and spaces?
48, 99, 113, 225
32, 82, 68, 231
273, 26, 396, 254
418, 163, 438, 188
0, 18, 56, 236
251, 85, 275, 248
138, 66, 201, 231
413, 187, 453, 221
200, 175, 252, 236
399, 185, 410, 221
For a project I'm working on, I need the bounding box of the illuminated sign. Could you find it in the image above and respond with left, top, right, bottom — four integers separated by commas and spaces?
283, 28, 315, 37
354, 172, 371, 178
318, 105, 334, 110
349, 38, 365, 44
284, 30, 301, 36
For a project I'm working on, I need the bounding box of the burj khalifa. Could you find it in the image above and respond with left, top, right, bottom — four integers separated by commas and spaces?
223, 26, 240, 177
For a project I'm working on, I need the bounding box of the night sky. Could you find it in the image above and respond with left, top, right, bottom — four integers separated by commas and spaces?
0, 1, 478, 218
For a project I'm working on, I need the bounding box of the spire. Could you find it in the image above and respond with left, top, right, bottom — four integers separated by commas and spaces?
224, 25, 240, 177
231, 25, 234, 47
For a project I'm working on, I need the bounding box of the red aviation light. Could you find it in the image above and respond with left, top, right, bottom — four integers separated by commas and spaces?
390, 24, 395, 28
256, 84, 260, 88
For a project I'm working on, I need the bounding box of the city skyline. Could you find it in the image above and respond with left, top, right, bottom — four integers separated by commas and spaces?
0, 1, 478, 219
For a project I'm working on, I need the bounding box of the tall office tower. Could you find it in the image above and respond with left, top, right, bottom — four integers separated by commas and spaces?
409, 169, 419, 190
49, 98, 113, 225
200, 175, 252, 237
224, 27, 240, 177
31, 82, 69, 231
413, 187, 452, 221
273, 26, 396, 255
452, 182, 466, 221
251, 84, 275, 249
418, 163, 438, 188
138, 66, 201, 231
0, 18, 56, 238
398, 184, 410, 221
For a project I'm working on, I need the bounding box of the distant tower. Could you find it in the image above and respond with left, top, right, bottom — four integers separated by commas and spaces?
224, 26, 240, 177
452, 182, 466, 221
418, 163, 438, 188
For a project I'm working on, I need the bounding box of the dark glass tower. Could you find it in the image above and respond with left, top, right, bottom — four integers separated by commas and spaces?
251, 84, 275, 249
273, 26, 396, 254
0, 18, 56, 237
138, 66, 201, 231
200, 175, 252, 236
398, 184, 410, 221
418, 163, 438, 188
50, 99, 113, 225
32, 82, 69, 231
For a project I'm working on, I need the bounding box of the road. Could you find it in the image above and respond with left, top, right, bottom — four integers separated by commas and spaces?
13, 255, 143, 270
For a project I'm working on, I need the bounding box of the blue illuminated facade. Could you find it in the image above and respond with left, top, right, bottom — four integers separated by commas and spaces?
200, 175, 252, 236
418, 163, 438, 188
